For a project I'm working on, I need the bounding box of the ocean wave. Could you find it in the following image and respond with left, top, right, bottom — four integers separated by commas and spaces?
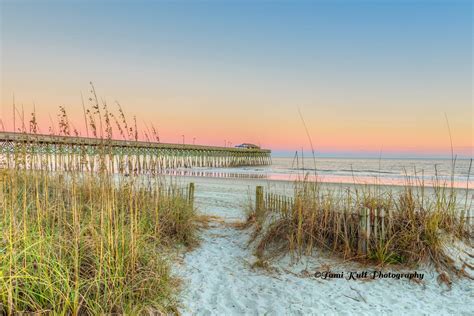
288, 167, 397, 175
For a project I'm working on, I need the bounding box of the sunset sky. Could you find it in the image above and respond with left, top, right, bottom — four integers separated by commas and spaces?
1, 0, 472, 158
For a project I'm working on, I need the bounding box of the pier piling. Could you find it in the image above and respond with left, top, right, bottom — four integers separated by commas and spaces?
0, 132, 272, 172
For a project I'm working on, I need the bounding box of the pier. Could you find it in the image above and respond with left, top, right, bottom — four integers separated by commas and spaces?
0, 131, 272, 173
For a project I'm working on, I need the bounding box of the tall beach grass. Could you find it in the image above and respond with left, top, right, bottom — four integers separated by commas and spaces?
0, 85, 197, 314
249, 168, 472, 277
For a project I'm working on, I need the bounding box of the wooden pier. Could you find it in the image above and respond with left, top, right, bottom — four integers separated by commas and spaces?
0, 131, 271, 173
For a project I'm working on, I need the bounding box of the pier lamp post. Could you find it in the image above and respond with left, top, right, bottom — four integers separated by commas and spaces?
181, 135, 185, 144
193, 137, 196, 145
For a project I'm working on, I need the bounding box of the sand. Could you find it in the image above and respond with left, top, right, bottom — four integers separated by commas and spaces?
174, 176, 474, 315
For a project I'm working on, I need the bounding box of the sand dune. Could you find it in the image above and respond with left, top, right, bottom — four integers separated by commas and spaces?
175, 177, 474, 315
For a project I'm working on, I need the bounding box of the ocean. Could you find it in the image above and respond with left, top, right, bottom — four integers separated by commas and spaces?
166, 157, 473, 189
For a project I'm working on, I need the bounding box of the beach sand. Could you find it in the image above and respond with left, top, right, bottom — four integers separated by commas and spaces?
174, 176, 473, 315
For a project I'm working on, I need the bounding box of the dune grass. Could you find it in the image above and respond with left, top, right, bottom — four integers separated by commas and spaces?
248, 175, 472, 275
0, 85, 198, 314
0, 168, 196, 314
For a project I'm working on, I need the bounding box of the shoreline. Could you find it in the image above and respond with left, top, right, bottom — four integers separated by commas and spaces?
164, 173, 474, 196
160, 164, 473, 190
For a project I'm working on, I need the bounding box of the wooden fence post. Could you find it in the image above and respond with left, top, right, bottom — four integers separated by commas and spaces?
358, 207, 369, 257
366, 208, 371, 254
467, 194, 473, 236
380, 208, 385, 242
188, 182, 195, 209
256, 186, 264, 221
387, 208, 392, 238
373, 208, 378, 241
0, 171, 3, 203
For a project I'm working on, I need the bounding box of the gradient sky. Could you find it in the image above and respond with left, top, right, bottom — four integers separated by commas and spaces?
1, 0, 472, 158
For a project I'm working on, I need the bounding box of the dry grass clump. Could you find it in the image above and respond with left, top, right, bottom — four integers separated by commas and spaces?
0, 169, 195, 314
250, 179, 472, 274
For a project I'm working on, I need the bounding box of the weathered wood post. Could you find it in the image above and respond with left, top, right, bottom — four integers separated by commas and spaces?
358, 207, 369, 257
464, 194, 473, 236
387, 208, 392, 238
366, 208, 371, 254
188, 182, 195, 209
380, 208, 385, 242
256, 186, 264, 222
0, 170, 4, 203
373, 208, 378, 241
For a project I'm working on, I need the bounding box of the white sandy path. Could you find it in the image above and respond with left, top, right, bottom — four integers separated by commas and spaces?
175, 177, 474, 316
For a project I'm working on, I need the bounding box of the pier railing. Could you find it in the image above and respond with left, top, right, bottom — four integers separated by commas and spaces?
0, 131, 271, 173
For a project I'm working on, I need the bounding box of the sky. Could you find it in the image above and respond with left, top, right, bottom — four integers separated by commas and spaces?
1, 0, 472, 158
